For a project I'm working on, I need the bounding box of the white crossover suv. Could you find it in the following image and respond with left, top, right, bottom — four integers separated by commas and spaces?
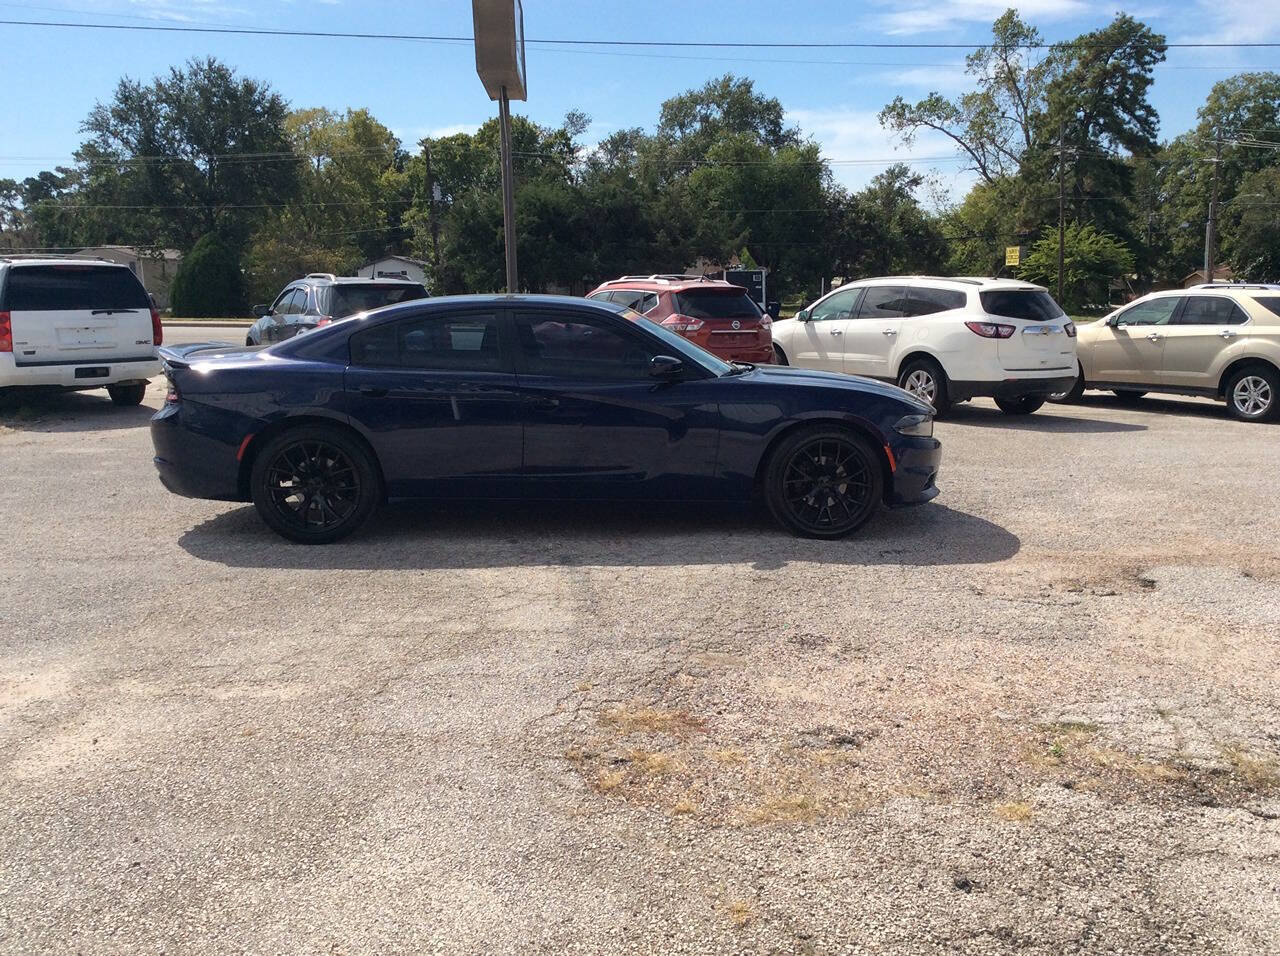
1, 256, 162, 405
770, 277, 1077, 415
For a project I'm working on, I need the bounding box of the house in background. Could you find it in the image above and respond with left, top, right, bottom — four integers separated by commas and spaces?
357, 255, 429, 289
1181, 266, 1234, 288
71, 245, 183, 310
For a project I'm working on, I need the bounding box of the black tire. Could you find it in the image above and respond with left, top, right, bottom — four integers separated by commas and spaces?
106, 383, 146, 406
773, 344, 789, 366
250, 425, 381, 544
897, 358, 952, 416
246, 335, 256, 347
763, 426, 884, 539
1048, 365, 1086, 404
1225, 364, 1280, 422
994, 395, 1046, 415
1112, 390, 1147, 404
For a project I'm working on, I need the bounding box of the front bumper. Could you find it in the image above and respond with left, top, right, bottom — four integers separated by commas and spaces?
888, 436, 942, 507
150, 403, 244, 501
951, 375, 1076, 402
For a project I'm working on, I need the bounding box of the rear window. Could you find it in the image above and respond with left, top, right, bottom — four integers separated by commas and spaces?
2, 264, 150, 311
1252, 296, 1280, 319
980, 290, 1065, 322
674, 289, 761, 320
329, 283, 427, 318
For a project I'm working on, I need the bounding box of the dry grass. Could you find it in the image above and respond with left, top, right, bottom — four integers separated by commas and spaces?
994, 801, 1033, 822
713, 748, 747, 765
743, 792, 827, 825
600, 704, 702, 736
575, 681, 593, 693
726, 899, 755, 927
628, 749, 676, 775
671, 795, 698, 815
1086, 746, 1187, 784
595, 769, 626, 793
1221, 745, 1280, 790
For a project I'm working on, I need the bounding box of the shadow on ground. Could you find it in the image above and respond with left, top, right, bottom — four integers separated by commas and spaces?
179, 499, 1020, 571
942, 402, 1147, 433
0, 389, 157, 433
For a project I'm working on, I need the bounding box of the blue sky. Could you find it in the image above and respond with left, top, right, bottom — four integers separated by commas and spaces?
2, 0, 1278, 204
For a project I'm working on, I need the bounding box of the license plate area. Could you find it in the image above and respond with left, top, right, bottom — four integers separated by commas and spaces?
74, 366, 110, 379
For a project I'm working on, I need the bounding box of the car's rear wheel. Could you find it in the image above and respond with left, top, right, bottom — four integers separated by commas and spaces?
1112, 390, 1147, 404
764, 427, 884, 539
1226, 364, 1279, 422
773, 344, 789, 366
994, 395, 1046, 415
107, 383, 146, 406
897, 358, 952, 416
250, 425, 380, 544
1049, 365, 1086, 403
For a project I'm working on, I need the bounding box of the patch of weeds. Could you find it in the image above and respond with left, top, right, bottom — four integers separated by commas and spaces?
600, 703, 703, 736
671, 795, 698, 816
628, 749, 676, 776
726, 899, 755, 927
993, 801, 1033, 822
713, 748, 747, 765
1221, 745, 1280, 791
1086, 746, 1187, 785
594, 768, 626, 793
1026, 721, 1099, 770
743, 792, 828, 825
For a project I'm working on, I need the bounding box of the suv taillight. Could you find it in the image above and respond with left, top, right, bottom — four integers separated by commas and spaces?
661, 314, 705, 333
315, 315, 334, 326
0, 311, 11, 353
1064, 321, 1077, 338
151, 307, 163, 346
964, 320, 1016, 339
759, 314, 773, 330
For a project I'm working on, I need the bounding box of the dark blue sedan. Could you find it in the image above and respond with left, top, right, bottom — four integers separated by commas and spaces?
151, 295, 941, 543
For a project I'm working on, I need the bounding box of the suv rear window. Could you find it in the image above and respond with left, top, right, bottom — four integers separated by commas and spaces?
674, 289, 761, 319
980, 290, 1065, 322
329, 283, 427, 318
2, 264, 150, 311
1252, 296, 1280, 319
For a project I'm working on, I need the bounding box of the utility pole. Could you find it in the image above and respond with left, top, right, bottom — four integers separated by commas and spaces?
423, 143, 441, 273
1204, 133, 1223, 285
1057, 122, 1066, 304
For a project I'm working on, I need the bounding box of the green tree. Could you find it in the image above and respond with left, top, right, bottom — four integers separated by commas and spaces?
1223, 167, 1280, 281
170, 234, 248, 317
1018, 222, 1134, 311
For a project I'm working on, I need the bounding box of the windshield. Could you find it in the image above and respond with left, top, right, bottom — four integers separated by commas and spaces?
330, 283, 427, 318
629, 311, 734, 375
980, 290, 1065, 322
674, 289, 762, 319
3, 264, 150, 311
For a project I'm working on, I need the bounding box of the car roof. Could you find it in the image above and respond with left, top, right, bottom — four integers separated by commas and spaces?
592, 275, 747, 294
832, 276, 1049, 293
296, 273, 424, 287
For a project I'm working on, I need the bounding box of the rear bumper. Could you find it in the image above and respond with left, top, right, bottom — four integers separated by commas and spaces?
707, 344, 775, 364
0, 354, 160, 389
951, 375, 1076, 402
150, 404, 244, 501
888, 436, 942, 507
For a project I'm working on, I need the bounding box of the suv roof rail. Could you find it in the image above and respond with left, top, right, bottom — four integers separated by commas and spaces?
0, 253, 115, 263
305, 272, 337, 281
1190, 282, 1280, 290
608, 273, 722, 284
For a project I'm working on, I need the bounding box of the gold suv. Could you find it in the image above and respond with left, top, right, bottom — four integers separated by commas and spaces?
1051, 285, 1280, 422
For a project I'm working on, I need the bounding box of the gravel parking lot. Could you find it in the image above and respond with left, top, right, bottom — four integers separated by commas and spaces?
2, 382, 1277, 954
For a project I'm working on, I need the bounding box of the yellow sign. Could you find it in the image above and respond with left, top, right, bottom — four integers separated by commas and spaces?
1005, 246, 1022, 267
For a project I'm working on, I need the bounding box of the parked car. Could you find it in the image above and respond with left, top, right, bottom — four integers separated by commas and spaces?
586, 275, 774, 365
246, 273, 427, 345
770, 277, 1078, 415
1050, 284, 1280, 422
0, 256, 161, 405
152, 295, 941, 543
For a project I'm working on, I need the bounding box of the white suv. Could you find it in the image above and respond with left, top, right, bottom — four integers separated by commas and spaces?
770, 277, 1077, 415
0, 257, 162, 405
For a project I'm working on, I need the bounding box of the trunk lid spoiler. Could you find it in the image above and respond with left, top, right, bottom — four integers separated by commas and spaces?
158, 341, 253, 369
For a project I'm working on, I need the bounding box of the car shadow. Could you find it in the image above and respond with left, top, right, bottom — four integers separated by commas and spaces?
178, 499, 1020, 571
942, 402, 1147, 433
0, 388, 158, 433
1074, 393, 1236, 422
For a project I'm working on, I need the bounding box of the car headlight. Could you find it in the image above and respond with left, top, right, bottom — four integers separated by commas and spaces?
894, 413, 933, 437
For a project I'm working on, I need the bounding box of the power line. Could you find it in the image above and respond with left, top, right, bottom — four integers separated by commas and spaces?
3, 17, 1280, 49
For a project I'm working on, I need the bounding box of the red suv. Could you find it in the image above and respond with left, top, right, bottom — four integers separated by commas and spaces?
586, 275, 773, 364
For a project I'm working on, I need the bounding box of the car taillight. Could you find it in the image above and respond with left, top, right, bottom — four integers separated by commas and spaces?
964, 320, 1016, 339
164, 377, 180, 405
150, 307, 163, 346
0, 311, 11, 353
759, 315, 773, 330
1064, 321, 1077, 338
661, 314, 705, 333
316, 315, 334, 326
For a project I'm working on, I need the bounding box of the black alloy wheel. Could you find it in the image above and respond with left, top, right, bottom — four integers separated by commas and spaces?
765, 427, 884, 539
250, 426, 379, 543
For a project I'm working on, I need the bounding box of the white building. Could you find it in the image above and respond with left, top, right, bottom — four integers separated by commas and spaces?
72, 245, 183, 309
357, 255, 429, 289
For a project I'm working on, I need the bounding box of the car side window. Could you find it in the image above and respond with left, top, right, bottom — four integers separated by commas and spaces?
585, 291, 612, 302
610, 290, 646, 311
904, 287, 966, 317
515, 311, 655, 380
349, 312, 503, 371
639, 293, 658, 314
285, 289, 307, 315
270, 288, 293, 315
856, 286, 910, 319
809, 289, 860, 322
1175, 296, 1249, 326
1115, 298, 1178, 327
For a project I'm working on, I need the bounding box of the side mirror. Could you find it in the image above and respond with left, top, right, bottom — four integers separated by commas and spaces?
253, 304, 270, 318
1108, 315, 1122, 328
795, 309, 811, 322
649, 354, 685, 378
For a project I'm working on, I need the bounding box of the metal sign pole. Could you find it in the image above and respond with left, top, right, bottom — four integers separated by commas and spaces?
498, 86, 518, 293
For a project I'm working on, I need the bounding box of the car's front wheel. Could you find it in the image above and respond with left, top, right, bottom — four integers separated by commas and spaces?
897, 358, 952, 415
994, 395, 1046, 415
764, 426, 884, 539
107, 383, 147, 406
1226, 364, 1279, 422
773, 344, 789, 366
250, 425, 381, 544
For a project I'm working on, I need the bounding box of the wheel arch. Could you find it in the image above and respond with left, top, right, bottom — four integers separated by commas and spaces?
894, 348, 946, 381
1218, 356, 1280, 398
236, 414, 386, 501
753, 416, 894, 505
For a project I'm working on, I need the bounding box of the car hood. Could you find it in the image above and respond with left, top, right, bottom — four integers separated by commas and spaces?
745, 364, 932, 413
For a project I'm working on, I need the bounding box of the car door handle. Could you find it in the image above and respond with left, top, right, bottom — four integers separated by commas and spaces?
882, 329, 898, 336
829, 329, 843, 336
1146, 333, 1162, 342
527, 395, 559, 408
358, 385, 389, 397
1218, 329, 1237, 339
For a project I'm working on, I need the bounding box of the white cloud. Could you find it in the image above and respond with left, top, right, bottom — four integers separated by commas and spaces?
787, 105, 979, 203
1180, 0, 1280, 44
870, 0, 1088, 36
